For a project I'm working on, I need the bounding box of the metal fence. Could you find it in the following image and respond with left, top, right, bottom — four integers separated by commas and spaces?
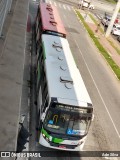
0, 0, 13, 37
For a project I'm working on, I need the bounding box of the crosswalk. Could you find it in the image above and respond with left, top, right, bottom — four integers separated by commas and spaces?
32, 0, 74, 12
46, 0, 74, 11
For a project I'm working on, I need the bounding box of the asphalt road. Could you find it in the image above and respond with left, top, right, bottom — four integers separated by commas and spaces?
28, 0, 120, 160
92, 0, 115, 12
57, 0, 120, 154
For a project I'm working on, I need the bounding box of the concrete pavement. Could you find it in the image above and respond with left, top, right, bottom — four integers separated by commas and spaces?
0, 0, 29, 153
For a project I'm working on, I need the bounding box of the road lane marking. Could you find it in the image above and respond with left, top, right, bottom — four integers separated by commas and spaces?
59, 3, 61, 8
49, 1, 52, 4
54, 2, 57, 6
74, 39, 120, 139
67, 5, 71, 11
63, 5, 66, 10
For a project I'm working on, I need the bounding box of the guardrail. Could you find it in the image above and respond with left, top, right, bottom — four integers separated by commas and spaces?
0, 0, 13, 37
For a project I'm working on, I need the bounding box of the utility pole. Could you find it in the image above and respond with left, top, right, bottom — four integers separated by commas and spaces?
84, 0, 91, 20
105, 0, 120, 37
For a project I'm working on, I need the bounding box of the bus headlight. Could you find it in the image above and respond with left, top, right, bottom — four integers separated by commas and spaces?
42, 133, 52, 142
49, 136, 52, 141
42, 133, 45, 137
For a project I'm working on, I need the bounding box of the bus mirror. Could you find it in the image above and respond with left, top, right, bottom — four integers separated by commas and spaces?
41, 113, 45, 122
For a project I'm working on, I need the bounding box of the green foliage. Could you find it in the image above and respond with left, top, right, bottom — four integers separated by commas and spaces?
76, 10, 120, 80
89, 14, 104, 33
105, 0, 116, 4
108, 39, 120, 55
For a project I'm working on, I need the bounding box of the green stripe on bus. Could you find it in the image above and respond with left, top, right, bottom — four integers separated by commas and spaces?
52, 137, 63, 143
42, 128, 64, 143
42, 42, 46, 60
42, 128, 50, 138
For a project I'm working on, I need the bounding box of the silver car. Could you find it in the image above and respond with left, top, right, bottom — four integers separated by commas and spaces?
101, 16, 111, 27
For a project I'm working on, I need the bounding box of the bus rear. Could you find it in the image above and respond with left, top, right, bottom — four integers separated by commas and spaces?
35, 2, 66, 44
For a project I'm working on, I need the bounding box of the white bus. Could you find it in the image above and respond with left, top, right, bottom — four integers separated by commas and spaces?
36, 34, 94, 151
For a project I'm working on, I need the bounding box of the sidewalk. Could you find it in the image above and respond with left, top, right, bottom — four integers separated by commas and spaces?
0, 0, 29, 153
80, 11, 120, 68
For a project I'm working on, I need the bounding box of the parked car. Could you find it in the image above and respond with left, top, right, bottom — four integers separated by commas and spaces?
101, 16, 111, 27
117, 35, 120, 42
111, 24, 120, 36
79, 0, 95, 10
89, 4, 94, 10
101, 13, 120, 27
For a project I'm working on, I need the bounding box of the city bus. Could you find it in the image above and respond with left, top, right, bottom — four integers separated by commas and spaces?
35, 2, 66, 53
36, 34, 94, 151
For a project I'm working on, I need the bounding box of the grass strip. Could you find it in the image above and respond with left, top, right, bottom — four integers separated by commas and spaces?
89, 14, 104, 33
105, 0, 116, 4
89, 14, 120, 55
108, 39, 120, 55
76, 10, 120, 80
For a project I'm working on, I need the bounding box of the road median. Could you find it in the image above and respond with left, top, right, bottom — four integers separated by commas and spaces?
75, 10, 120, 80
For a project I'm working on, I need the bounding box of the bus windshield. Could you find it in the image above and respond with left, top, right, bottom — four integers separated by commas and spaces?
43, 105, 92, 136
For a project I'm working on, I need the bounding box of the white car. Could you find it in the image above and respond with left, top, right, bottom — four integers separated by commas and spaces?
89, 4, 94, 10
111, 24, 120, 36
79, 0, 94, 10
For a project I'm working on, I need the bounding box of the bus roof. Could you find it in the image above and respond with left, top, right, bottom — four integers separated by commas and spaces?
40, 3, 66, 37
41, 34, 92, 108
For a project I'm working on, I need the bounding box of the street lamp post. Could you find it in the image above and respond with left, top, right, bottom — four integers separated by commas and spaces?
105, 0, 120, 37
84, 0, 91, 20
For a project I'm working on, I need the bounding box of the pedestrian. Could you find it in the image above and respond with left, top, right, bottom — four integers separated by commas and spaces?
95, 22, 101, 33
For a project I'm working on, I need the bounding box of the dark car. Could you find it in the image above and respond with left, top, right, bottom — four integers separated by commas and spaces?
117, 35, 120, 42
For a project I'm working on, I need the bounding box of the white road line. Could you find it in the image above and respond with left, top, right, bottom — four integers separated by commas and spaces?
58, 3, 61, 8
54, 2, 57, 6
63, 5, 66, 10
67, 5, 71, 11
74, 39, 120, 139
49, 1, 52, 5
